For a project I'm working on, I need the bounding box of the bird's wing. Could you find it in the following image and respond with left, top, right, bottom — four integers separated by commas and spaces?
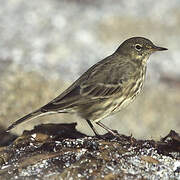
42, 55, 135, 111
80, 54, 137, 97
80, 83, 123, 98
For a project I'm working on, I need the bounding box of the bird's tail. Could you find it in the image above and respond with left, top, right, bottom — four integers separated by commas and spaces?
6, 109, 44, 132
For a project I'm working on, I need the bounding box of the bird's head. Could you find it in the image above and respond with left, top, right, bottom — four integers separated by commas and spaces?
116, 37, 168, 65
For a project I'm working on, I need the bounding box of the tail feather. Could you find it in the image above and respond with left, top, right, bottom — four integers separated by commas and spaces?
6, 109, 43, 132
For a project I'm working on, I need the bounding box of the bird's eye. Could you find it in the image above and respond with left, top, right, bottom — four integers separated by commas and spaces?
135, 44, 142, 51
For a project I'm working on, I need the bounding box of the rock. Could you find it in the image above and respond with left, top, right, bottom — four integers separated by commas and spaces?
0, 123, 179, 179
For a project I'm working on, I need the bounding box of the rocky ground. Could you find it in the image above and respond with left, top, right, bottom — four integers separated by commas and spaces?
0, 124, 179, 180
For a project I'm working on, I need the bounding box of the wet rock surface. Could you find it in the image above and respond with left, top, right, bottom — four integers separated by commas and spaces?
0, 123, 179, 179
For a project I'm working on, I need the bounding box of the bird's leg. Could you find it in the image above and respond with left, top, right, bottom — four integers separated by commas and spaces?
86, 119, 101, 137
96, 121, 119, 137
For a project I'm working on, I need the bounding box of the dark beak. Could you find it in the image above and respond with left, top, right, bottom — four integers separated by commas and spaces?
151, 45, 168, 51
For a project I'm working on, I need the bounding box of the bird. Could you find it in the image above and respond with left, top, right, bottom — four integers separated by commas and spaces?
6, 37, 167, 136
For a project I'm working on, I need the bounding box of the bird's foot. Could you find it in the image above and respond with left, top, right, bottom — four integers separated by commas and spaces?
94, 130, 120, 140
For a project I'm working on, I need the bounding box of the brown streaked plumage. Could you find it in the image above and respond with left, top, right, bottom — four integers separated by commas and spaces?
6, 37, 167, 136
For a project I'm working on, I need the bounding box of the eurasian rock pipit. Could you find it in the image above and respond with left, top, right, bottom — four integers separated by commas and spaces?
6, 37, 167, 136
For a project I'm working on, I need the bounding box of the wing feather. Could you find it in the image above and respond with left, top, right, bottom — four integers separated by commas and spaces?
80, 83, 123, 98
41, 55, 136, 111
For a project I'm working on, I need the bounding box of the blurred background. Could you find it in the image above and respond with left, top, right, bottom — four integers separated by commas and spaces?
0, 0, 179, 139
